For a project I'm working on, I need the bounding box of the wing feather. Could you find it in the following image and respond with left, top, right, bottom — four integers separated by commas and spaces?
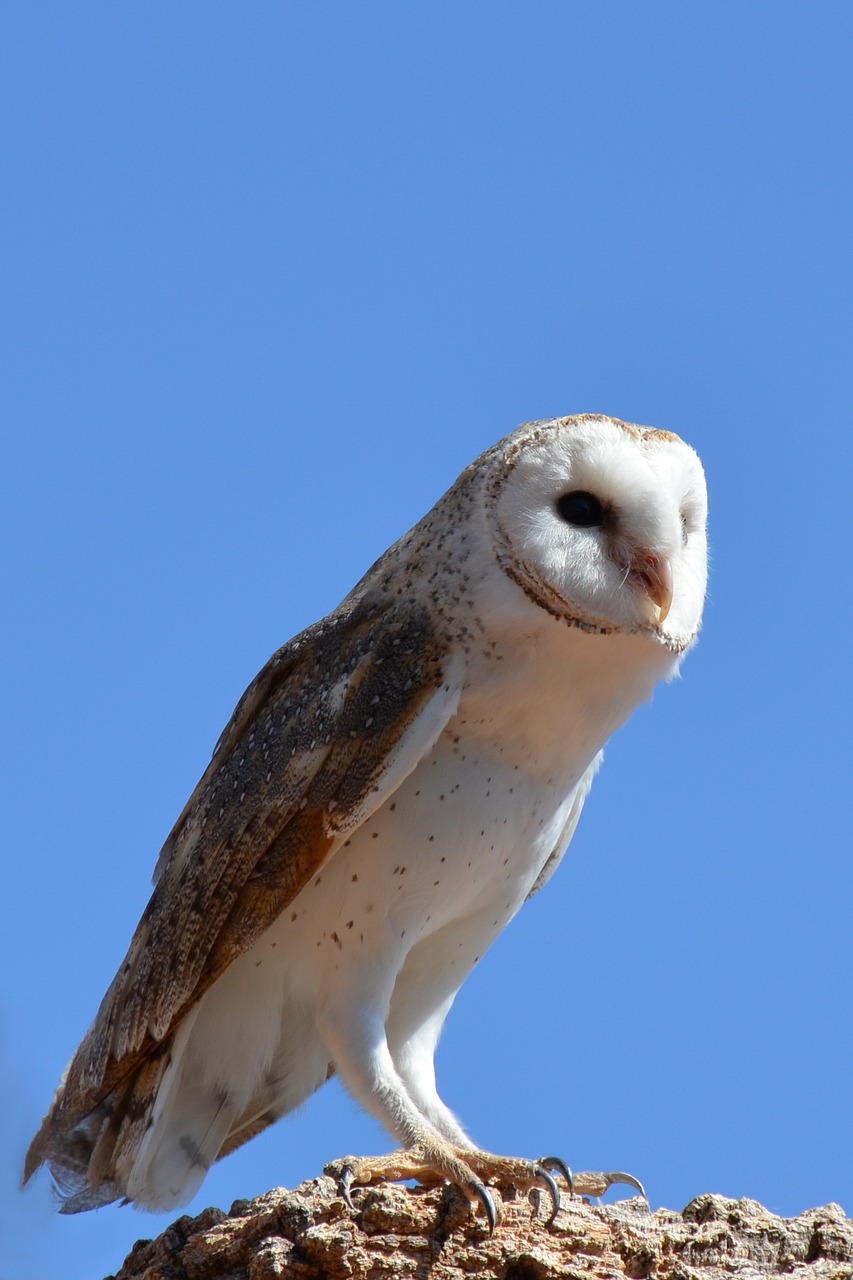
524, 754, 601, 900
25, 592, 459, 1181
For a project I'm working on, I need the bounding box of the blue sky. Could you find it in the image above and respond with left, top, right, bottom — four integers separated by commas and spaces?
2, 4, 852, 1278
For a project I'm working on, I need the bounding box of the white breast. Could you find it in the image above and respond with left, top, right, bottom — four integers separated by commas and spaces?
291, 729, 578, 981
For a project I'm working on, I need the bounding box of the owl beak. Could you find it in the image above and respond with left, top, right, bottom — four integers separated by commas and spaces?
643, 552, 673, 625
610, 542, 673, 626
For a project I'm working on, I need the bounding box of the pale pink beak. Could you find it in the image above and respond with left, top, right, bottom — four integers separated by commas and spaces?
609, 542, 673, 625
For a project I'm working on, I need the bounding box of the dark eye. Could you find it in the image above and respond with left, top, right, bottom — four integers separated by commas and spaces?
555, 490, 606, 528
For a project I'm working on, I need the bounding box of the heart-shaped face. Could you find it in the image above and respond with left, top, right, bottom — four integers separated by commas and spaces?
488, 414, 707, 653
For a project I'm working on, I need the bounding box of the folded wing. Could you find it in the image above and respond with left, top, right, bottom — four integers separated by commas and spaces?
25, 591, 460, 1207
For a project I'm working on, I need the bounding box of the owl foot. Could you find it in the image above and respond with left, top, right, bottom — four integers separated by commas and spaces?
326, 1146, 619, 1231
326, 1148, 499, 1230
334, 1156, 499, 1231
433, 1152, 645, 1220
569, 1168, 646, 1201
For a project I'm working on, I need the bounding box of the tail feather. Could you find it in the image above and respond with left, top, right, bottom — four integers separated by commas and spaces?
39, 1109, 122, 1215
28, 1043, 174, 1214
26, 986, 336, 1212
27, 1005, 268, 1213
54, 1164, 122, 1216
126, 1086, 239, 1212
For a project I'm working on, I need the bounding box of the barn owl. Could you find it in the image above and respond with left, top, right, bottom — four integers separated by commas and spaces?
26, 414, 708, 1228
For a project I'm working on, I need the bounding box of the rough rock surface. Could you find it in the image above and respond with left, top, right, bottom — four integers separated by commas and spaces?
108, 1177, 853, 1280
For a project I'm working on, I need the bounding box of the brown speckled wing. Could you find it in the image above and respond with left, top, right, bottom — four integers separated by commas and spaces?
25, 591, 455, 1177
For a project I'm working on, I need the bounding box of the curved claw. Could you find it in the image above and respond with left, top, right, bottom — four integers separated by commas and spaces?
532, 1164, 561, 1225
339, 1166, 357, 1212
603, 1170, 647, 1200
470, 1179, 497, 1233
538, 1155, 575, 1198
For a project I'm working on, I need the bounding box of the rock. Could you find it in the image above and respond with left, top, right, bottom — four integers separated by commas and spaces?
106, 1178, 853, 1280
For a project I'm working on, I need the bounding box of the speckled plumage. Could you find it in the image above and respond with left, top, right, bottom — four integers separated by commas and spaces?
25, 414, 708, 1217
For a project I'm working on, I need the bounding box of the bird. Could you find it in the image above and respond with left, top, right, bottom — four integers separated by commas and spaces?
25, 413, 708, 1227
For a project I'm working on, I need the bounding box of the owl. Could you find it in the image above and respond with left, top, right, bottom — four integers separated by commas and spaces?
25, 414, 708, 1228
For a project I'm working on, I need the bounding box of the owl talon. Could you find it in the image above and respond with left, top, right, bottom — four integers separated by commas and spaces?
469, 1178, 497, 1233
603, 1170, 646, 1200
532, 1163, 561, 1223
335, 1164, 357, 1211
537, 1155, 574, 1198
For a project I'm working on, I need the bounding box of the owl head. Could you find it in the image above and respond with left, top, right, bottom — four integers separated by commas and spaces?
484, 414, 708, 654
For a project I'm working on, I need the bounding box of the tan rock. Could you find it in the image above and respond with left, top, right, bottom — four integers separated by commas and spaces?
107, 1178, 853, 1280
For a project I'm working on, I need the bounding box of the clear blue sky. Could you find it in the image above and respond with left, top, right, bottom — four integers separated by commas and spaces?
3, 5, 851, 1278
